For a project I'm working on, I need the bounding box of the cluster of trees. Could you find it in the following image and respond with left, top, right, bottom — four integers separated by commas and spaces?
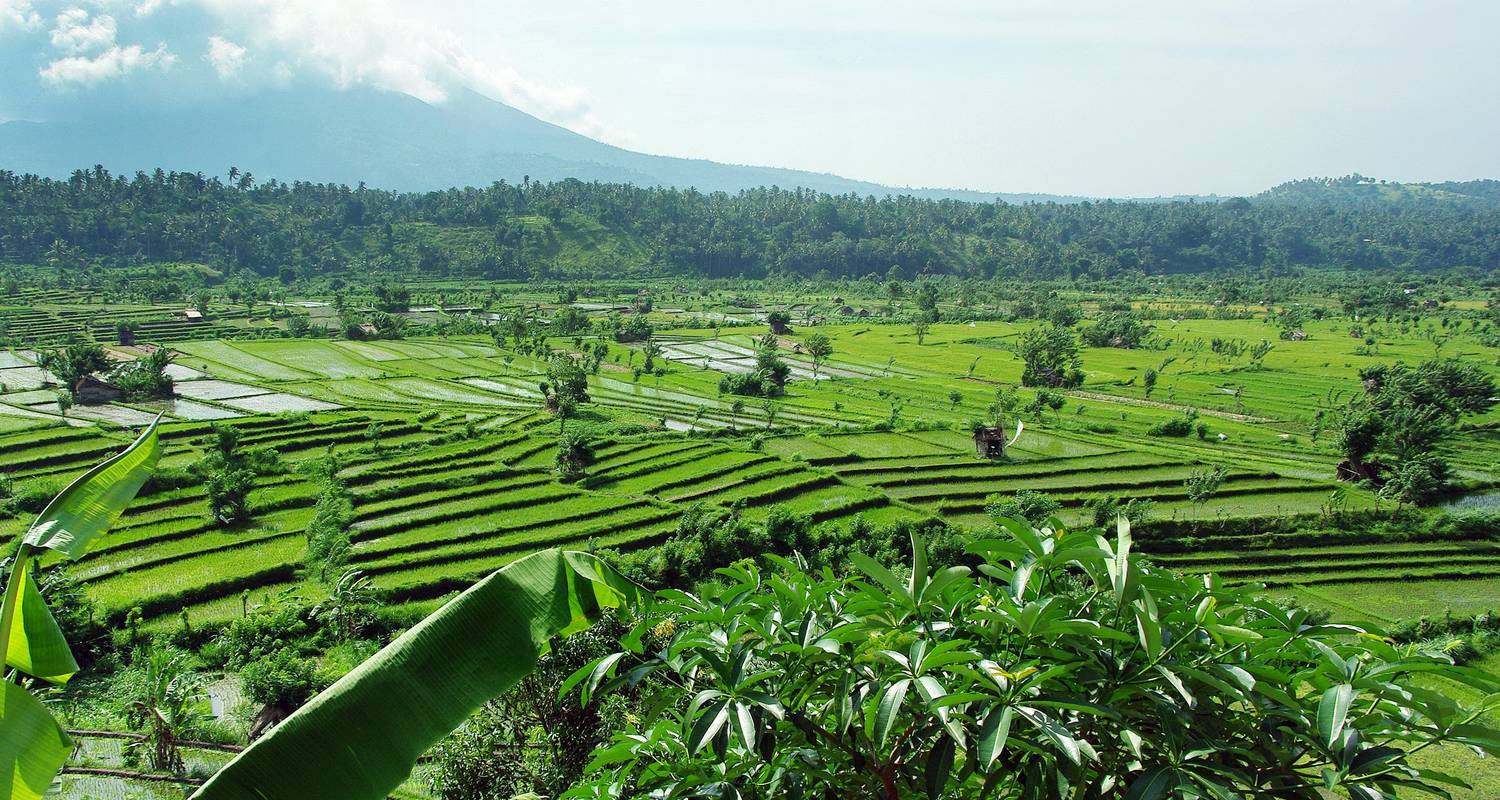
36, 342, 174, 405
1334, 357, 1497, 505
199, 425, 281, 525
718, 334, 791, 397
3, 167, 1498, 281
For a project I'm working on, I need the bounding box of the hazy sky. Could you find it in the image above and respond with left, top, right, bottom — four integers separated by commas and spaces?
2, 0, 1498, 197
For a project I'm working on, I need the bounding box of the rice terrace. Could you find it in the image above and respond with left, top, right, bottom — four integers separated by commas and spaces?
2, 260, 1500, 796
4, 4, 1500, 796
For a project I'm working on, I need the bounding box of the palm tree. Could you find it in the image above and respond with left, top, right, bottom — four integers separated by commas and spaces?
313, 568, 375, 642
127, 644, 203, 774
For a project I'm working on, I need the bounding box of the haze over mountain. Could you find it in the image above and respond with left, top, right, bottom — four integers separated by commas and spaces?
0, 87, 1090, 203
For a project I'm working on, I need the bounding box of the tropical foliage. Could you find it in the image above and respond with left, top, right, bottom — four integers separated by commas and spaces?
564, 520, 1500, 799
0, 418, 161, 800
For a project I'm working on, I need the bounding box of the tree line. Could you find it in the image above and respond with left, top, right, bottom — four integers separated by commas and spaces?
2, 167, 1498, 283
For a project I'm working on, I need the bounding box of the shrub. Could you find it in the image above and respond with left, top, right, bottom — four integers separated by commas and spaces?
572, 523, 1500, 800
1147, 413, 1196, 437
983, 489, 1060, 525
203, 606, 312, 669
241, 647, 327, 708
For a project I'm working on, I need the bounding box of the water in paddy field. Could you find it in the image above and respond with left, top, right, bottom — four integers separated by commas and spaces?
57, 775, 194, 800
1440, 490, 1500, 511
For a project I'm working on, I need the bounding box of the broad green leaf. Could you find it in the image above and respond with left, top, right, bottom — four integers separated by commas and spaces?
925, 735, 955, 799
732, 701, 756, 751
873, 678, 910, 749
4, 558, 77, 684
1122, 766, 1175, 800
850, 552, 912, 604
21, 417, 161, 560
977, 706, 1014, 769
191, 549, 639, 800
0, 680, 72, 800
688, 699, 729, 755
1318, 684, 1355, 751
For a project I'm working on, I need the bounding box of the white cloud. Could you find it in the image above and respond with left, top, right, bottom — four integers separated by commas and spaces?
190, 0, 618, 138
205, 34, 246, 78
49, 7, 115, 53
40, 42, 175, 86
0, 0, 42, 31
134, 0, 163, 16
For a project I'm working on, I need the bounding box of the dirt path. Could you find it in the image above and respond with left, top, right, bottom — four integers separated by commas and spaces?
1066, 390, 1280, 424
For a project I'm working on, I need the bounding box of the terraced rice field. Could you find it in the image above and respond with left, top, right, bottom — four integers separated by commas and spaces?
0, 315, 1493, 635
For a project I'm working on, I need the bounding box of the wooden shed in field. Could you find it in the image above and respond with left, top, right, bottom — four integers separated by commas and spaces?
973, 426, 1009, 459
73, 374, 124, 405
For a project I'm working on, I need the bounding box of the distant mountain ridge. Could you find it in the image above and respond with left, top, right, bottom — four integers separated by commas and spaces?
1258, 174, 1500, 208
0, 87, 1085, 203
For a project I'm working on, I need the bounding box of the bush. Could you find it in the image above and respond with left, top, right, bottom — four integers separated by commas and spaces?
203, 606, 312, 669
241, 647, 327, 708
983, 489, 1060, 525
572, 523, 1500, 800
1147, 414, 1195, 437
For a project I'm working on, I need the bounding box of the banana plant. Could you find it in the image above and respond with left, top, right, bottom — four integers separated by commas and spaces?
1, 417, 162, 800
190, 548, 641, 800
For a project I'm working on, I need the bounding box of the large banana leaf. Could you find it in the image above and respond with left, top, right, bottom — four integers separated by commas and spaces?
21, 416, 161, 559
191, 549, 641, 800
3, 561, 77, 683
1, 417, 161, 800
0, 680, 72, 800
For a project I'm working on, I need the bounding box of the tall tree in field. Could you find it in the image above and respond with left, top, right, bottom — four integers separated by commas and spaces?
1018, 324, 1083, 388
804, 333, 833, 380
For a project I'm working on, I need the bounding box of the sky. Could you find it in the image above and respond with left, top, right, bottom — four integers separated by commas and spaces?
1, 0, 1498, 197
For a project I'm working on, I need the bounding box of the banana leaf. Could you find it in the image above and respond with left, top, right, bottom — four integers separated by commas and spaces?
191, 548, 641, 800
1, 417, 161, 800
3, 562, 77, 683
21, 416, 162, 559
0, 681, 71, 800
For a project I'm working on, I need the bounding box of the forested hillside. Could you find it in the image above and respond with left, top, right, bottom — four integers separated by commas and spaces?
2, 167, 1498, 281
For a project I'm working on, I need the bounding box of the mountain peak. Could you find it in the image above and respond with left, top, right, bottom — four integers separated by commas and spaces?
0, 87, 1077, 202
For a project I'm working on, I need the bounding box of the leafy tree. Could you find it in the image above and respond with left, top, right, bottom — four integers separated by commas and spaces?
1142, 367, 1158, 398
1084, 495, 1155, 527
201, 425, 263, 526
804, 333, 834, 380
613, 315, 652, 343
1334, 357, 1497, 500
36, 342, 110, 394
241, 647, 326, 722
125, 643, 203, 774
206, 463, 255, 526
1081, 313, 1152, 348
372, 283, 411, 312
1022, 388, 1066, 419
1017, 324, 1083, 388
568, 524, 1500, 800
1248, 339, 1275, 368
1184, 465, 1228, 512
543, 355, 591, 428
1379, 455, 1448, 509
109, 348, 175, 400
911, 316, 931, 345
766, 310, 792, 334
552, 307, 592, 335
304, 475, 355, 582
555, 431, 594, 483
311, 568, 376, 642
719, 335, 790, 397
913, 280, 939, 320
